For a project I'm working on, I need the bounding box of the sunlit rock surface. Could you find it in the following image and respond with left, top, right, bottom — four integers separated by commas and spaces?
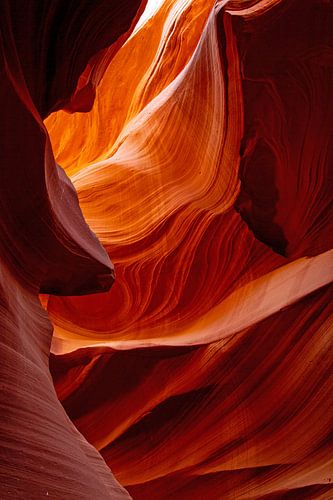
1, 0, 332, 498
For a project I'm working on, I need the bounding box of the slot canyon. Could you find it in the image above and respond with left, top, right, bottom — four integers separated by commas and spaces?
0, 0, 333, 498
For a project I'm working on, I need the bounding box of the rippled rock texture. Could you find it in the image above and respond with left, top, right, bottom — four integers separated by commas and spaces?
1, 0, 333, 498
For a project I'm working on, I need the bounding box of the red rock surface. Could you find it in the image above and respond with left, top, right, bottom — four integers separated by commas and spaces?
1, 0, 333, 498
0, 1, 145, 498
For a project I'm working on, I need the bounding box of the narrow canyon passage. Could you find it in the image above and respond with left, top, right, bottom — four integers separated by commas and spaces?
1, 0, 333, 498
